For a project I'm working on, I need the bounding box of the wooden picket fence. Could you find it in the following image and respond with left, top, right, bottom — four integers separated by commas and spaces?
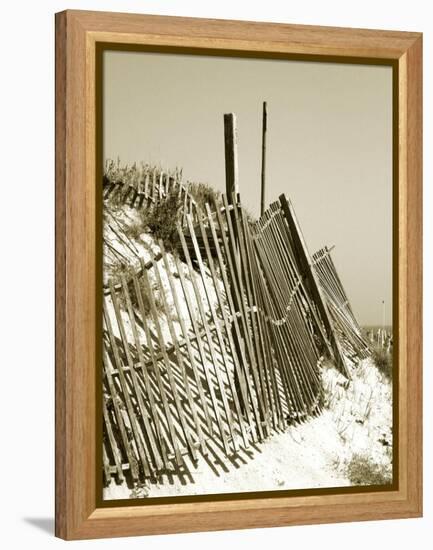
102, 191, 370, 486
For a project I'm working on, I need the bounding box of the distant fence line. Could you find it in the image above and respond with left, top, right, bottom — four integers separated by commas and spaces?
103, 171, 199, 223
366, 327, 392, 352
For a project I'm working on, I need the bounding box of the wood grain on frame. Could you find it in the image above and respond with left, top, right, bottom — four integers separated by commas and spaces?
55, 9, 422, 540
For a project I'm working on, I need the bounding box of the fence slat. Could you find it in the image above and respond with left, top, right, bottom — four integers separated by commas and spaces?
103, 395, 125, 482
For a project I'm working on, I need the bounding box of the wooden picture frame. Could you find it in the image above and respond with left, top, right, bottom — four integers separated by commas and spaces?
55, 9, 422, 540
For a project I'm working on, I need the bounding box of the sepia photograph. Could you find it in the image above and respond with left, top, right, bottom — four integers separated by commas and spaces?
101, 50, 393, 501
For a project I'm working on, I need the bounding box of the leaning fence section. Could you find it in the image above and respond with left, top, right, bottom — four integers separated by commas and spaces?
312, 247, 370, 362
248, 199, 326, 425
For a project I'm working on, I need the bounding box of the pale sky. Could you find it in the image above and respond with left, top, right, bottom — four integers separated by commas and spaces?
103, 50, 393, 326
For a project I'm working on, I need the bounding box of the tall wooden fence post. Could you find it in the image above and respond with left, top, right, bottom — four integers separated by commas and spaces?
223, 112, 241, 262
224, 113, 247, 412
260, 101, 267, 217
224, 113, 239, 202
